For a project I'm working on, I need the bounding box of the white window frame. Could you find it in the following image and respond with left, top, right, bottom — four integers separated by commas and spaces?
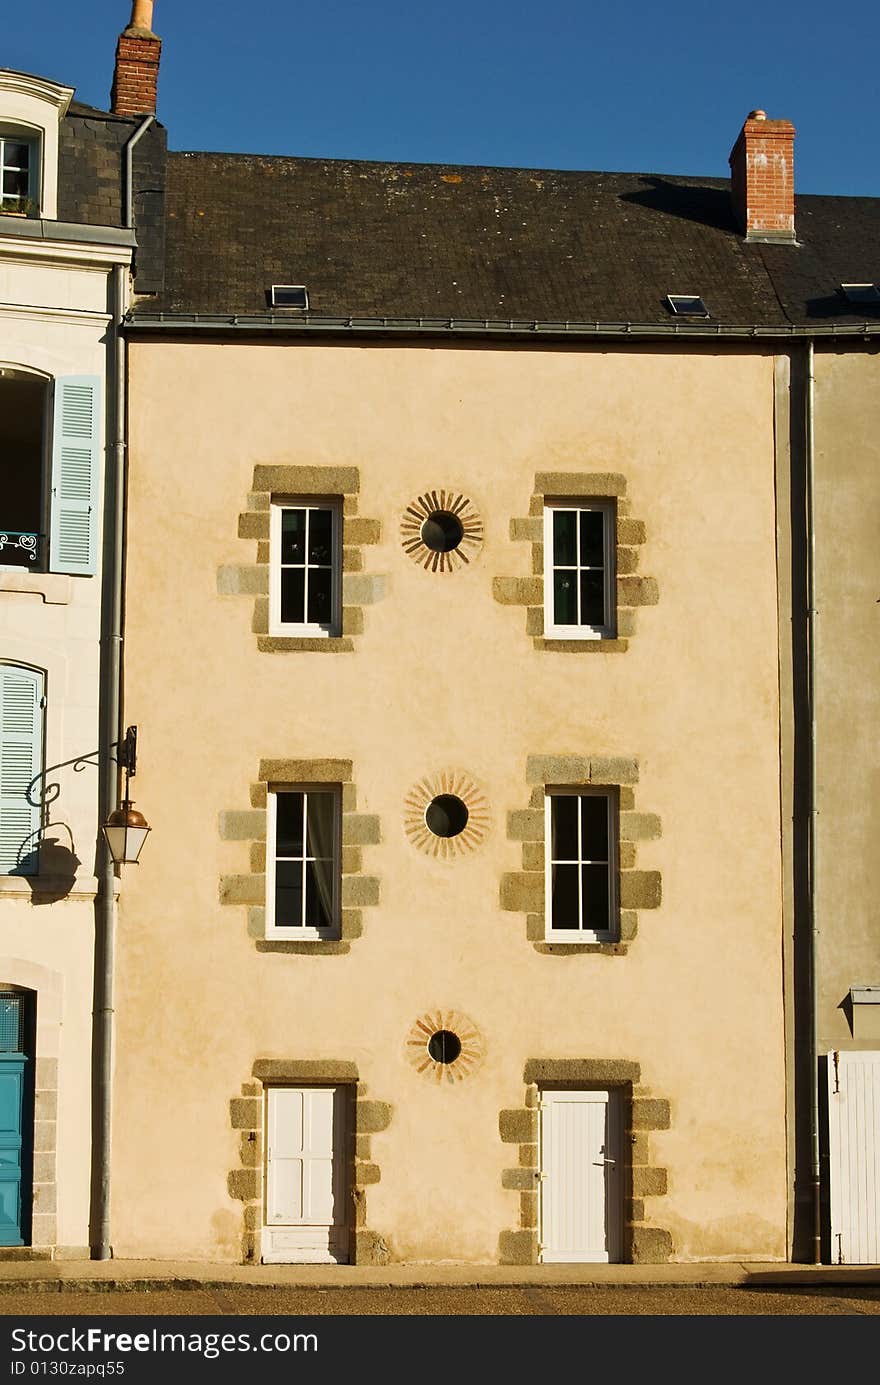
544, 787, 618, 942
0, 71, 74, 222
0, 127, 40, 215
269, 285, 310, 310
543, 500, 616, 640
265, 785, 341, 941
269, 499, 341, 637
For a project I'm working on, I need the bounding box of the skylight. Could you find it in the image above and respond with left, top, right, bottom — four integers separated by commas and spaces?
840, 283, 880, 304
666, 294, 709, 317
269, 285, 309, 309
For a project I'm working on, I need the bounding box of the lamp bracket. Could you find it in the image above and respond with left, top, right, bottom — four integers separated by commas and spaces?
119, 726, 138, 780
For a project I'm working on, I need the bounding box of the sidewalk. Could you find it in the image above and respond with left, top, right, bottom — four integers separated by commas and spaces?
0, 1258, 877, 1293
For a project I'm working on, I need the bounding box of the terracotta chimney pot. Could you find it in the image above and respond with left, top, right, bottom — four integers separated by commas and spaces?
129, 1, 155, 33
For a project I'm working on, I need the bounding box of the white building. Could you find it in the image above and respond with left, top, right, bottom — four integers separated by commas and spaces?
0, 48, 158, 1257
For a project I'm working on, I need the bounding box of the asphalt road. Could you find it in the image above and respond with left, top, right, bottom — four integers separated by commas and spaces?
0, 1285, 878, 1314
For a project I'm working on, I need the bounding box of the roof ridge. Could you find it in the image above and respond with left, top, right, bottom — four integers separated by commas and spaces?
165, 148, 728, 184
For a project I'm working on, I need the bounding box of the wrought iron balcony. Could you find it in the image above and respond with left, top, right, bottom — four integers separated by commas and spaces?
0, 530, 43, 564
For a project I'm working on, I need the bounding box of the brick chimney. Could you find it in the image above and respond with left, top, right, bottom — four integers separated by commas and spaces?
728, 109, 796, 242
111, 1, 161, 116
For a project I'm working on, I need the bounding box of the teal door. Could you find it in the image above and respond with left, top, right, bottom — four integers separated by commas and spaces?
0, 995, 31, 1247
0, 1060, 26, 1245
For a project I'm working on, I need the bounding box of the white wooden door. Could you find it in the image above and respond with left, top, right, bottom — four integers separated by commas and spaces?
540, 1089, 622, 1263
263, 1086, 348, 1263
827, 1051, 880, 1264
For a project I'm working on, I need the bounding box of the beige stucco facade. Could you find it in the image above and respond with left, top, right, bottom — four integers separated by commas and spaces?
115, 339, 788, 1264
813, 349, 880, 1054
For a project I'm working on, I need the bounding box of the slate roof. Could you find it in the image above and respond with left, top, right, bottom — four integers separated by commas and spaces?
135, 151, 880, 329
57, 105, 167, 292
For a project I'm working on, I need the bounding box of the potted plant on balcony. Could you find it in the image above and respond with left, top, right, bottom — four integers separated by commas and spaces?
2, 197, 38, 218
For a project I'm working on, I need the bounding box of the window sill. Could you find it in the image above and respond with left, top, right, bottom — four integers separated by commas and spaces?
267, 625, 339, 639
0, 570, 71, 605
543, 626, 614, 641
535, 637, 628, 654
257, 636, 354, 653
256, 938, 349, 955
0, 874, 116, 900
264, 927, 340, 943
536, 940, 628, 956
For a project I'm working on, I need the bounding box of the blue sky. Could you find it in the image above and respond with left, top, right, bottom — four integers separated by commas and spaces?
9, 0, 880, 194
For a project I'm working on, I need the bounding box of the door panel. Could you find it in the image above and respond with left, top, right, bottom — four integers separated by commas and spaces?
263, 1086, 348, 1263
266, 1087, 304, 1225
827, 1051, 880, 1264
540, 1089, 622, 1263
0, 1061, 25, 1246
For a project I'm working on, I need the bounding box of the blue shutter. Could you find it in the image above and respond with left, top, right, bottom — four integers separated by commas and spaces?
0, 666, 43, 876
49, 376, 101, 576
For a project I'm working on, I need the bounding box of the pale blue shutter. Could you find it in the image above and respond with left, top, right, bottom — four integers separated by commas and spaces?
0, 666, 43, 876
49, 376, 101, 576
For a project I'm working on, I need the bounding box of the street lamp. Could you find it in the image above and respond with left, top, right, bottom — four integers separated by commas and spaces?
101, 725, 151, 865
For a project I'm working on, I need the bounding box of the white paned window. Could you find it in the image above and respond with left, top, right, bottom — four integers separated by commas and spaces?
543, 501, 616, 638
269, 501, 341, 636
266, 787, 341, 940
0, 132, 38, 214
545, 789, 618, 941
0, 664, 44, 876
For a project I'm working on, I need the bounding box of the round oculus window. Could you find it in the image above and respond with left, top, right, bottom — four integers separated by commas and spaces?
404, 770, 489, 858
400, 490, 483, 572
427, 1030, 462, 1064
425, 794, 469, 838
420, 510, 464, 553
406, 1008, 485, 1082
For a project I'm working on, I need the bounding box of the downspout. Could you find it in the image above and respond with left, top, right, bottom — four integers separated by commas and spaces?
124, 115, 154, 231
805, 337, 821, 1263
93, 111, 153, 1260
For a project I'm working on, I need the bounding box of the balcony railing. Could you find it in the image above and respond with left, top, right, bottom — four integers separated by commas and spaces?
0, 530, 43, 564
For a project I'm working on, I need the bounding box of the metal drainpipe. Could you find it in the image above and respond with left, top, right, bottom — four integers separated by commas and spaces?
124, 115, 154, 231
93, 111, 154, 1260
805, 337, 821, 1264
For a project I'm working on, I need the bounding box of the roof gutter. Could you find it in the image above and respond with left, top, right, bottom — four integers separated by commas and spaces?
123, 312, 880, 340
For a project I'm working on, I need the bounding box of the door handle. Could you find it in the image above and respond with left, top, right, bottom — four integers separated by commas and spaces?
593, 1158, 616, 1165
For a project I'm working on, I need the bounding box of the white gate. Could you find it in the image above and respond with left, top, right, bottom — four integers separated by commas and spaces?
540, 1089, 622, 1263
827, 1051, 880, 1264
263, 1086, 348, 1263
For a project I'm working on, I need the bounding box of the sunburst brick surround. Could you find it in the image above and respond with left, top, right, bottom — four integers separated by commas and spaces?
400, 489, 484, 572
403, 770, 491, 858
